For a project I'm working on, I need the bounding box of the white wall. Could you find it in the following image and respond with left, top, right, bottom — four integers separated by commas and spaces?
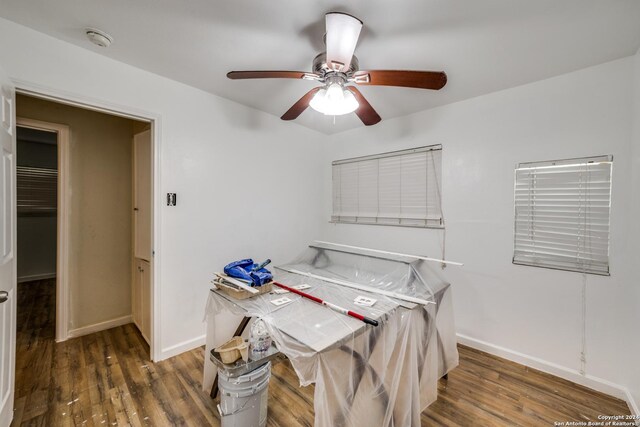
627, 48, 640, 413
16, 216, 56, 282
0, 18, 325, 359
321, 57, 638, 409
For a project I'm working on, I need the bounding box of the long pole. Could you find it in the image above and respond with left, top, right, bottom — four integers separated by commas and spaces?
273, 281, 379, 327
313, 241, 464, 266
276, 267, 435, 306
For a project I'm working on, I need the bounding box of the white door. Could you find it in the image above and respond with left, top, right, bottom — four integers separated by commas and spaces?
132, 259, 142, 329
132, 259, 150, 344
132, 129, 151, 346
0, 67, 16, 427
140, 260, 150, 342
133, 130, 151, 261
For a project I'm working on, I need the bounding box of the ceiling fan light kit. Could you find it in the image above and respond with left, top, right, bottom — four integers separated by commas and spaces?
227, 12, 447, 126
309, 82, 359, 116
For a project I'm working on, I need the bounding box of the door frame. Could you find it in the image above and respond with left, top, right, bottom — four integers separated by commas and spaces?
0, 70, 17, 427
12, 79, 162, 361
15, 118, 69, 343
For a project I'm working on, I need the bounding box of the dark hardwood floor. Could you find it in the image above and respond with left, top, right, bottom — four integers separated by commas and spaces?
13, 279, 631, 426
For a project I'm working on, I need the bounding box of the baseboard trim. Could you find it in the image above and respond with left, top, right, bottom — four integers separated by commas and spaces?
17, 273, 56, 283
625, 388, 640, 420
457, 333, 639, 416
159, 335, 206, 361
132, 320, 151, 346
67, 315, 132, 339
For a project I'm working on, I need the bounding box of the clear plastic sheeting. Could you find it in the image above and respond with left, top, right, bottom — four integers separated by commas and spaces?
204, 244, 458, 427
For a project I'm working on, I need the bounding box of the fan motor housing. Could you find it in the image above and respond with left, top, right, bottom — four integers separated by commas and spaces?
313, 52, 359, 77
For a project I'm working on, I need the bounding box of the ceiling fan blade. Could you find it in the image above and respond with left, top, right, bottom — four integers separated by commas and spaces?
346, 87, 381, 126
227, 71, 319, 80
325, 12, 362, 72
353, 70, 447, 90
281, 87, 322, 121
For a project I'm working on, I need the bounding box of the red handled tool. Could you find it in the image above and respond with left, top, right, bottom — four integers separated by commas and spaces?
273, 281, 379, 327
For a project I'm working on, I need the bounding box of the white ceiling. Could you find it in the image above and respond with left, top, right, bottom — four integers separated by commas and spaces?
2, 0, 640, 134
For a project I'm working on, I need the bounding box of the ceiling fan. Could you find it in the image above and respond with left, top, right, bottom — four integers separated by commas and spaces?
227, 12, 448, 126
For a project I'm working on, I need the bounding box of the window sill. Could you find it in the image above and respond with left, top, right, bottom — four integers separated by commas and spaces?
329, 220, 445, 230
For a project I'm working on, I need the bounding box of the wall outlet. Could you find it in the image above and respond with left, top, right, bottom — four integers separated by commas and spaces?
167, 193, 177, 206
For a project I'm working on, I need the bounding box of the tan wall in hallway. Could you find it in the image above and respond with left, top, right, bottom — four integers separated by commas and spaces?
17, 95, 142, 331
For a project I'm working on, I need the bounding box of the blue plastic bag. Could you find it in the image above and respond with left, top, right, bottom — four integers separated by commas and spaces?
224, 259, 272, 286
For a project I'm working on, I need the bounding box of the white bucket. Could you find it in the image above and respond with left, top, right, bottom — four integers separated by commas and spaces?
217, 362, 271, 427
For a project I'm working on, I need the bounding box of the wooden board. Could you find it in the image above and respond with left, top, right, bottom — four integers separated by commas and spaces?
214, 281, 273, 300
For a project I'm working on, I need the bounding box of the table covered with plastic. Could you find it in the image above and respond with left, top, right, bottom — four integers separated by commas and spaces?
204, 243, 458, 427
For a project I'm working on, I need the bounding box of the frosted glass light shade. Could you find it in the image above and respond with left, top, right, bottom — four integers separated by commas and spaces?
326, 83, 344, 103
310, 86, 359, 116
325, 12, 362, 72
336, 90, 359, 115
309, 88, 328, 112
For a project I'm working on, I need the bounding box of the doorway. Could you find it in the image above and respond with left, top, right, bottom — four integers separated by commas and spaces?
14, 94, 155, 357
15, 118, 68, 343
15, 125, 58, 360
16, 126, 57, 283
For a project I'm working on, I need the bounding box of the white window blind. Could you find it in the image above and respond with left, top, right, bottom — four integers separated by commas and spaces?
513, 155, 612, 276
332, 145, 443, 228
17, 166, 57, 216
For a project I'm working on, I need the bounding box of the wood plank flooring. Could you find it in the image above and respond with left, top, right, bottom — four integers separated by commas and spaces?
13, 279, 631, 426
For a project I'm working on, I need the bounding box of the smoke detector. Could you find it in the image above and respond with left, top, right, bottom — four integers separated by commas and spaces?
85, 28, 113, 48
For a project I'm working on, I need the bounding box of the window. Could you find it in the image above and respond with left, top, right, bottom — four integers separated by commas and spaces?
17, 166, 57, 215
513, 155, 612, 276
332, 145, 443, 228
